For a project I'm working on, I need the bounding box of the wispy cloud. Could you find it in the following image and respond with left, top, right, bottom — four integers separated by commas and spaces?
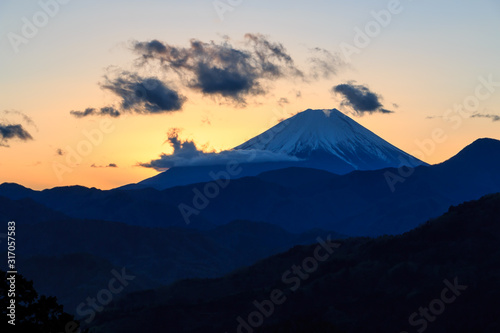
91, 163, 119, 168
70, 106, 121, 118
471, 113, 500, 122
2, 110, 37, 130
308, 47, 346, 79
277, 97, 289, 107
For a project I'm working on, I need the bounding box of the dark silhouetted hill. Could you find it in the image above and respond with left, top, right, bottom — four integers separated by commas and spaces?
90, 193, 500, 333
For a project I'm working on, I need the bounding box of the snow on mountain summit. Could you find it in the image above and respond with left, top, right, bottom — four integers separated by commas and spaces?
235, 108, 425, 170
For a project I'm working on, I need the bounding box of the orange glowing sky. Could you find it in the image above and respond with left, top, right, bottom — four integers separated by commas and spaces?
1, 0, 499, 190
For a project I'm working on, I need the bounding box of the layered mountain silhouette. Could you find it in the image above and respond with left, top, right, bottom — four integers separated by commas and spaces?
2, 109, 500, 332
3, 194, 340, 311
123, 109, 426, 190
89, 193, 500, 333
2, 138, 500, 236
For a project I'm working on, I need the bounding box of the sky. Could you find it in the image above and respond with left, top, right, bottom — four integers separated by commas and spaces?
1, 0, 499, 190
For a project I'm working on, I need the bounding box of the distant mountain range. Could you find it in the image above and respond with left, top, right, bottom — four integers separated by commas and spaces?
2, 138, 500, 236
89, 193, 500, 333
2, 195, 340, 312
123, 109, 426, 190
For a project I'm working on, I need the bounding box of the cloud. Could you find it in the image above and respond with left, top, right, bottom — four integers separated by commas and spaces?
308, 47, 345, 79
332, 82, 394, 116
2, 110, 38, 130
0, 124, 33, 147
471, 113, 500, 122
277, 97, 289, 107
139, 128, 299, 170
426, 113, 500, 122
132, 34, 302, 104
0, 110, 36, 147
70, 106, 121, 118
91, 163, 119, 168
70, 72, 185, 118
70, 35, 349, 117
101, 72, 185, 114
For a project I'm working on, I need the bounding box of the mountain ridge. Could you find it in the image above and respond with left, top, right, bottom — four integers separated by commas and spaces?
123, 108, 426, 190
89, 193, 500, 333
1, 137, 499, 236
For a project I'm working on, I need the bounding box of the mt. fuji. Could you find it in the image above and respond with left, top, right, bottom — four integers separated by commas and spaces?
235, 109, 425, 173
122, 108, 426, 190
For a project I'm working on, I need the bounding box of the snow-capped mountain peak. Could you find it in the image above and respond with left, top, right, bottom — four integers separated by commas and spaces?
234, 108, 425, 170
123, 108, 426, 190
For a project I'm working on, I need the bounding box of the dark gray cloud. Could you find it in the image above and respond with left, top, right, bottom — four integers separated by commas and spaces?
139, 128, 299, 170
70, 35, 348, 117
332, 82, 394, 116
70, 72, 185, 118
132, 34, 302, 104
70, 106, 121, 118
471, 113, 500, 122
101, 72, 185, 114
308, 47, 345, 79
0, 124, 33, 147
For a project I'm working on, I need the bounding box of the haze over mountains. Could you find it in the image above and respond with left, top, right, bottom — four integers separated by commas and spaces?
125, 109, 426, 190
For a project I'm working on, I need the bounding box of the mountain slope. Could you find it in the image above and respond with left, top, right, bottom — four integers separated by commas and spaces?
123, 161, 301, 190
235, 108, 425, 171
0, 195, 69, 225
3, 191, 341, 311
123, 108, 425, 190
90, 193, 500, 333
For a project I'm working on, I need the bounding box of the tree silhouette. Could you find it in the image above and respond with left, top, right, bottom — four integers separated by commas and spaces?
0, 270, 87, 333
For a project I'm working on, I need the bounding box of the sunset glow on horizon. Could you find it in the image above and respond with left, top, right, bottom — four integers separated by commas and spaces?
1, 0, 500, 190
